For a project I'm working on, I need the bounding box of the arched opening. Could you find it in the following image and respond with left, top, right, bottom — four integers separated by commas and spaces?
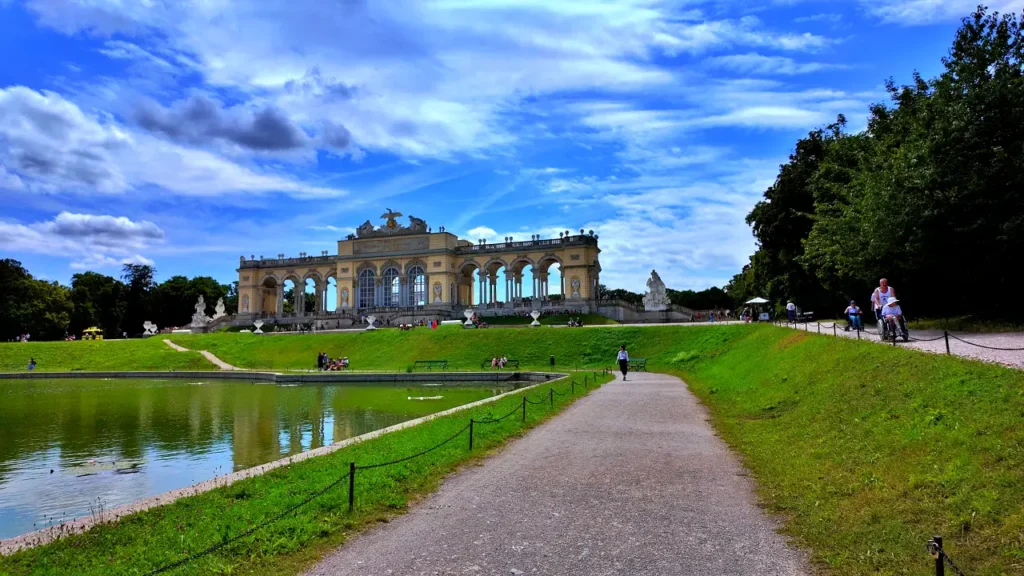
303, 278, 317, 314
358, 269, 375, 309
325, 276, 337, 311
381, 266, 400, 307
407, 265, 426, 306
537, 257, 562, 301
457, 263, 480, 307
283, 278, 299, 314
260, 276, 279, 314
547, 262, 563, 300
482, 259, 509, 305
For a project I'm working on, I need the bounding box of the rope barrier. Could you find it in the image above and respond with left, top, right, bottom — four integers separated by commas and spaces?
476, 403, 526, 424
908, 334, 947, 342
947, 333, 1024, 351
359, 423, 471, 470
144, 470, 352, 575
524, 397, 547, 405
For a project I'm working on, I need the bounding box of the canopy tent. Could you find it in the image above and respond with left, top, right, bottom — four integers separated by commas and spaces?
82, 327, 103, 333
745, 297, 769, 304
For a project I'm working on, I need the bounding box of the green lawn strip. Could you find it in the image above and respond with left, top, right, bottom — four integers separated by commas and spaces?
167, 324, 742, 372
0, 373, 612, 576
481, 313, 618, 326
670, 327, 1024, 576
0, 337, 215, 373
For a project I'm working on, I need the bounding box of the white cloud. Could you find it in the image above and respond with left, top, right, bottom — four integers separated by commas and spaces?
0, 86, 343, 197
794, 13, 843, 24
654, 15, 837, 55
0, 212, 164, 270
467, 226, 498, 239
861, 0, 1024, 25
704, 53, 844, 75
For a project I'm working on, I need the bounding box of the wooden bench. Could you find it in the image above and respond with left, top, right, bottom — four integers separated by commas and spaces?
413, 360, 448, 371
798, 311, 814, 323
628, 358, 647, 372
480, 359, 520, 370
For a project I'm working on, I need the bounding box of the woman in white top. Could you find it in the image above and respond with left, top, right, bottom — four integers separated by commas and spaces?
617, 345, 629, 380
872, 278, 896, 320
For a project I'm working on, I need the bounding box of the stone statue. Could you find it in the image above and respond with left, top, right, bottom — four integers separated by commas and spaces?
241, 295, 250, 313
143, 321, 158, 336
408, 215, 427, 233
190, 296, 211, 327
433, 282, 443, 303
381, 208, 403, 230
356, 220, 375, 237
212, 297, 227, 320
340, 288, 350, 308
570, 277, 581, 298
643, 269, 670, 311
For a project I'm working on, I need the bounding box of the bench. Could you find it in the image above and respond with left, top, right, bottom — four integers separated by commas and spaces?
797, 311, 814, 323
480, 359, 520, 370
628, 358, 647, 372
413, 360, 448, 371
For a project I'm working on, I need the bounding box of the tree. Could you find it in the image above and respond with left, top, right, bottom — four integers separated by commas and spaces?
121, 264, 156, 337
0, 259, 72, 341
69, 271, 125, 336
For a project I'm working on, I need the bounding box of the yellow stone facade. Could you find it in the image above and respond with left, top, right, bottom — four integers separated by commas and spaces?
235, 214, 601, 320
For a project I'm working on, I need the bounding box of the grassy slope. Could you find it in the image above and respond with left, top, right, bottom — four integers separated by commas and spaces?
674, 328, 1024, 576
0, 375, 612, 576
482, 313, 618, 326
0, 337, 214, 372
169, 324, 696, 371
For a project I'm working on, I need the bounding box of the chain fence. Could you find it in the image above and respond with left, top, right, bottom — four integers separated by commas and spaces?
927, 536, 967, 576
141, 375, 599, 575
774, 318, 1024, 353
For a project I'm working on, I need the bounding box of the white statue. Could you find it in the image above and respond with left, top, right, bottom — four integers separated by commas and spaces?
143, 321, 158, 336
433, 282, 443, 303
340, 288, 350, 308
241, 295, 250, 313
212, 297, 227, 320
570, 277, 581, 298
190, 296, 211, 327
643, 269, 670, 311
529, 310, 541, 327
253, 319, 264, 334
463, 309, 475, 327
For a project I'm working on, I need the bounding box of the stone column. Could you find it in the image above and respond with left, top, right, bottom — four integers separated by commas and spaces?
276, 285, 284, 316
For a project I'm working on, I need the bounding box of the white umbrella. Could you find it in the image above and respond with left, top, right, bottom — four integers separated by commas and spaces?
745, 297, 769, 304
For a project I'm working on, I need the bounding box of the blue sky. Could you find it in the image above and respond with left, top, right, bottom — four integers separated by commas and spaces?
0, 0, 1011, 293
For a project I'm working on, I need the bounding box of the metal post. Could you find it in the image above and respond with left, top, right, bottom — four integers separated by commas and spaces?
469, 419, 474, 450
934, 535, 944, 576
833, 324, 837, 336
348, 462, 356, 511
857, 328, 861, 340
549, 388, 553, 406
944, 331, 950, 355
571, 379, 575, 394
818, 323, 821, 334
522, 396, 527, 422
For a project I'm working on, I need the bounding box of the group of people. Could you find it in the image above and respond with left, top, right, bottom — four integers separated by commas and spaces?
316, 351, 349, 371
489, 355, 510, 368
566, 317, 585, 327
467, 313, 489, 329
785, 278, 907, 333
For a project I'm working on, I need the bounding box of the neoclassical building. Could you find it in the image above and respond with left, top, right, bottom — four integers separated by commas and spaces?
234, 210, 601, 326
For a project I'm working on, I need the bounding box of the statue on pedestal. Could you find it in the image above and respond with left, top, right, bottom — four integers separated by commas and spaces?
643, 270, 670, 311
190, 296, 211, 327
212, 297, 227, 320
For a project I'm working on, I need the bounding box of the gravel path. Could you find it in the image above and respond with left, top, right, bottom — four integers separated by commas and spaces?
786, 322, 1024, 369
305, 372, 809, 576
162, 339, 240, 370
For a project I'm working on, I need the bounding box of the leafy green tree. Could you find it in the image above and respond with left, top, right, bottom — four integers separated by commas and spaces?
121, 264, 156, 337
69, 271, 125, 336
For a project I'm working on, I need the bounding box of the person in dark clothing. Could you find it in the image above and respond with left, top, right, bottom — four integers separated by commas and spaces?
617, 345, 629, 381
317, 352, 325, 371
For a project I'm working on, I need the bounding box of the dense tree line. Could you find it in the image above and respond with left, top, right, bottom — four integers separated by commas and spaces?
727, 8, 1024, 320
0, 259, 236, 341
599, 283, 733, 311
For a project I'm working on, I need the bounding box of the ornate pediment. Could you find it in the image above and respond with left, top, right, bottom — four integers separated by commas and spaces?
356, 209, 428, 238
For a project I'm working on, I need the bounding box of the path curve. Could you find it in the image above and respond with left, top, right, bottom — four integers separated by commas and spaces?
162, 339, 240, 370
305, 372, 809, 576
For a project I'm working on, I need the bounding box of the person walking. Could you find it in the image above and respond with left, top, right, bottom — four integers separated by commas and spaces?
28, 358, 36, 371
786, 301, 796, 323
617, 345, 629, 381
871, 278, 896, 322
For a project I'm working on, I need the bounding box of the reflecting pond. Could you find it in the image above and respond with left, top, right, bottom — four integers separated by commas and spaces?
0, 378, 513, 540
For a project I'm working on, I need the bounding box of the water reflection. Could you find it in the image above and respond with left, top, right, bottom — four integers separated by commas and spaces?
0, 379, 509, 540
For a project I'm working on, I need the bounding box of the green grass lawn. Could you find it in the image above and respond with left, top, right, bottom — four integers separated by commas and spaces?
481, 313, 618, 326
0, 374, 611, 576
0, 337, 214, 372
2, 325, 1023, 575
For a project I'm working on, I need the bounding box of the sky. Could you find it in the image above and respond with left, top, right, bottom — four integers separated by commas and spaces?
0, 0, 1017, 294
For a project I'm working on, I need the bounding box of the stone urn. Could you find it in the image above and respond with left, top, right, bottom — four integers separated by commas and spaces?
253, 320, 264, 334
366, 315, 377, 330
530, 310, 541, 327
464, 309, 475, 327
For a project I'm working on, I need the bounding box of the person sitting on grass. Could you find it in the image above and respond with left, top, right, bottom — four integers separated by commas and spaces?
491, 357, 499, 368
